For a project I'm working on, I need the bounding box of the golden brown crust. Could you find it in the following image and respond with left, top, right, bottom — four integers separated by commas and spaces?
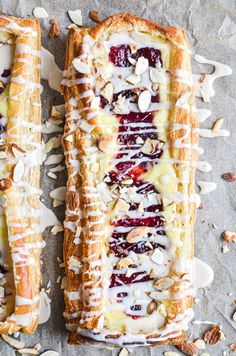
0, 16, 42, 334
62, 13, 198, 347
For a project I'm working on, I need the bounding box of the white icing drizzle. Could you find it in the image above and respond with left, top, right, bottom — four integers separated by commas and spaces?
193, 54, 232, 102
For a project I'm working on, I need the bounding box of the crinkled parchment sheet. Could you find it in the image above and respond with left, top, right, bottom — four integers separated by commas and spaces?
0, 0, 235, 355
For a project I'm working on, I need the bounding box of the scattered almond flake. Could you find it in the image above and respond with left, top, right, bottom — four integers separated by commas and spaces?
153, 276, 174, 291
50, 186, 67, 201
203, 324, 221, 344
60, 276, 67, 290
222, 172, 236, 182
194, 297, 200, 304
68, 9, 82, 26
44, 154, 64, 166
222, 244, 229, 253
230, 343, 236, 352
138, 90, 151, 113
126, 74, 141, 85
128, 57, 136, 65
136, 136, 144, 144
149, 267, 158, 278
126, 226, 149, 243
141, 138, 159, 155
223, 230, 236, 243
212, 118, 224, 133
17, 348, 39, 355
68, 256, 82, 268
50, 164, 65, 173
115, 198, 130, 212
151, 248, 164, 265
1, 334, 25, 349
79, 120, 94, 133
49, 18, 61, 38
56, 275, 61, 284
33, 6, 49, 18
44, 136, 61, 154
198, 73, 206, 84
12, 144, 25, 158
13, 332, 20, 338
51, 105, 63, 119
125, 268, 133, 278
147, 300, 159, 314
118, 347, 129, 356
64, 134, 73, 143
152, 82, 159, 91
13, 159, 25, 182
177, 341, 199, 356
194, 339, 205, 350
47, 171, 57, 180
116, 257, 133, 269
135, 56, 149, 75
100, 82, 113, 104
34, 344, 41, 351
150, 67, 160, 83
40, 352, 59, 356
164, 352, 181, 356
53, 199, 64, 208
175, 90, 192, 108
89, 9, 101, 23
72, 57, 90, 74
232, 310, 236, 321
51, 225, 63, 235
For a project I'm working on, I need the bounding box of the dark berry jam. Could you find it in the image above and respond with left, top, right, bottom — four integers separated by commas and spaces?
109, 45, 162, 68
109, 271, 151, 288
1, 69, 11, 78
130, 304, 141, 311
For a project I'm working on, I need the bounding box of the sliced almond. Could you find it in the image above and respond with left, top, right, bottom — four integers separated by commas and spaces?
40, 352, 59, 356
17, 348, 39, 355
44, 154, 64, 165
153, 276, 174, 291
126, 74, 141, 85
100, 82, 113, 104
151, 248, 164, 265
33, 6, 49, 18
150, 68, 160, 83
138, 90, 151, 113
115, 198, 130, 212
212, 118, 224, 133
119, 348, 129, 356
60, 276, 68, 290
92, 42, 107, 58
141, 138, 159, 155
149, 290, 169, 301
50, 164, 65, 173
51, 106, 62, 119
1, 334, 25, 349
135, 56, 149, 75
116, 257, 133, 269
12, 144, 25, 158
128, 57, 136, 65
64, 134, 73, 143
98, 134, 116, 153
13, 159, 25, 182
51, 225, 63, 235
149, 267, 158, 278
126, 226, 149, 243
47, 172, 57, 180
147, 300, 159, 314
72, 58, 90, 74
50, 186, 67, 201
68, 9, 82, 26
52, 199, 64, 208
68, 256, 82, 268
193, 338, 206, 350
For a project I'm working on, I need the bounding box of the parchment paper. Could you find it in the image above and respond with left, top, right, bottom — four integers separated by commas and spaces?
0, 0, 235, 355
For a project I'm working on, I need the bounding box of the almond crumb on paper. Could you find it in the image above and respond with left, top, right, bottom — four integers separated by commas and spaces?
222, 172, 236, 182
1, 334, 25, 349
222, 244, 230, 254
203, 324, 221, 344
211, 117, 224, 133
223, 230, 236, 243
89, 10, 101, 23
32, 6, 49, 18
49, 18, 61, 38
198, 73, 206, 84
118, 348, 129, 356
230, 343, 236, 352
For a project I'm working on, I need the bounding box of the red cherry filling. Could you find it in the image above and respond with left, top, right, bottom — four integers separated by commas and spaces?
109, 45, 162, 68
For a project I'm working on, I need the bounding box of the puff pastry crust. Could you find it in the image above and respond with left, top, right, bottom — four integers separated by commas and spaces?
62, 13, 198, 347
0, 16, 42, 334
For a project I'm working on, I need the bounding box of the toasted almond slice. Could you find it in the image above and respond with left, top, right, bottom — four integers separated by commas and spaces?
52, 199, 64, 208
98, 134, 116, 153
1, 334, 25, 349
68, 9, 82, 26
212, 118, 224, 133
12, 144, 25, 158
151, 248, 164, 265
150, 68, 160, 83
47, 172, 57, 180
17, 348, 39, 355
135, 56, 149, 75
13, 159, 25, 182
44, 154, 64, 166
92, 42, 107, 58
60, 276, 67, 290
51, 225, 63, 235
64, 134, 73, 143
115, 198, 130, 212
141, 138, 160, 155
40, 351, 59, 356
147, 300, 159, 314
33, 6, 49, 18
128, 57, 136, 65
126, 74, 141, 85
138, 90, 151, 113
68, 256, 82, 268
50, 186, 67, 201
126, 226, 149, 243
100, 82, 113, 104
153, 276, 174, 291
72, 57, 90, 74
116, 257, 133, 269
152, 83, 159, 91
50, 164, 65, 173
119, 348, 129, 356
